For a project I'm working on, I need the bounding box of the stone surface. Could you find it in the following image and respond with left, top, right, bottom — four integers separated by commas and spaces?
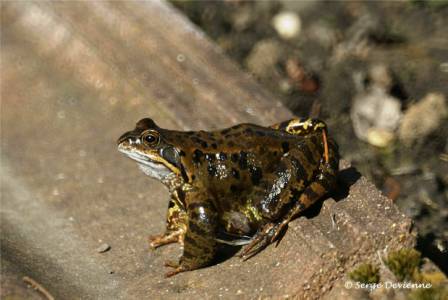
1, 1, 415, 299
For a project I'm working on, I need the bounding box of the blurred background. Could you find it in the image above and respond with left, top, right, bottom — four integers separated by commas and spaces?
172, 0, 447, 267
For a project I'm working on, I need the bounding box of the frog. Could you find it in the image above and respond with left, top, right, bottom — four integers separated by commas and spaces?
117, 117, 339, 277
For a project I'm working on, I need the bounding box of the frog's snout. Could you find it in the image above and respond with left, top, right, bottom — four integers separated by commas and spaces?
117, 132, 128, 145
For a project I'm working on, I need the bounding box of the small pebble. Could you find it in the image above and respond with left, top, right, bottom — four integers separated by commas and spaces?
366, 128, 395, 148
399, 93, 447, 145
96, 243, 111, 253
176, 54, 185, 62
272, 11, 301, 39
351, 87, 402, 147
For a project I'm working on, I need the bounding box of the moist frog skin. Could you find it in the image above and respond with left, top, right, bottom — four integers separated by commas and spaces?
117, 118, 339, 277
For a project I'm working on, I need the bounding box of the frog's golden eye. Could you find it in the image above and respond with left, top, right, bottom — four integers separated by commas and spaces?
141, 130, 160, 146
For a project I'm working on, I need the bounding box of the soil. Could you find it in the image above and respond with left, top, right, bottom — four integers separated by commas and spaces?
172, 0, 448, 272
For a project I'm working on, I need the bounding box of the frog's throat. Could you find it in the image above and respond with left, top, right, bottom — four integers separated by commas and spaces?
118, 147, 176, 180
138, 162, 172, 180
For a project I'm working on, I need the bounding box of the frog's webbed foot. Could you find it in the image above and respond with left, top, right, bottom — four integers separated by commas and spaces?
149, 229, 184, 249
164, 260, 188, 278
239, 221, 288, 261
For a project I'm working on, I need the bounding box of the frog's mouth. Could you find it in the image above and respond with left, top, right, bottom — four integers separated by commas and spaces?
118, 145, 173, 180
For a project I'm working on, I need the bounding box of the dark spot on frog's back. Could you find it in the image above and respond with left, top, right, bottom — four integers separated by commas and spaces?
244, 128, 253, 134
301, 142, 317, 165
250, 167, 263, 185
231, 153, 239, 163
221, 128, 231, 135
192, 137, 208, 148
192, 149, 203, 164
282, 142, 290, 153
238, 151, 248, 169
205, 154, 215, 162
292, 157, 307, 180
208, 164, 217, 177
231, 168, 240, 179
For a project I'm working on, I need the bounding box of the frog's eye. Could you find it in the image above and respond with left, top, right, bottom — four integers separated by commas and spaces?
142, 130, 160, 146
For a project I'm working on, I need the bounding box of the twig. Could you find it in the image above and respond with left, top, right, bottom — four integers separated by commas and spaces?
331, 213, 337, 230
377, 250, 386, 268
23, 276, 55, 300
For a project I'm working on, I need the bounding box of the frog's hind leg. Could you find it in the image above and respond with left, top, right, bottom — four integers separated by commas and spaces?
276, 159, 338, 233
239, 153, 302, 260
273, 141, 339, 241
240, 160, 338, 260
240, 132, 338, 260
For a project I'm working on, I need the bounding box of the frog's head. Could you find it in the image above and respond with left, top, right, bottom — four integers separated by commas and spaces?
117, 118, 183, 181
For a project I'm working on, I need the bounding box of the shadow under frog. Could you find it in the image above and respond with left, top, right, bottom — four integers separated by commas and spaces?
117, 117, 342, 277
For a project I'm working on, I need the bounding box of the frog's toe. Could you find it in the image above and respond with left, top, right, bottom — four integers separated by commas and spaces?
239, 223, 279, 260
149, 229, 184, 249
148, 234, 165, 249
271, 221, 288, 246
164, 260, 180, 268
165, 266, 186, 277
239, 237, 269, 261
149, 235, 173, 249
164, 260, 187, 277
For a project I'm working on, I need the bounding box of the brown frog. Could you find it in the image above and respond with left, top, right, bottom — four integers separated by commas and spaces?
117, 118, 339, 277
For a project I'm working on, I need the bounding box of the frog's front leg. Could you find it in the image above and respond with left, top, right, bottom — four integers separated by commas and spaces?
149, 196, 187, 249
165, 192, 218, 277
149, 228, 184, 249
